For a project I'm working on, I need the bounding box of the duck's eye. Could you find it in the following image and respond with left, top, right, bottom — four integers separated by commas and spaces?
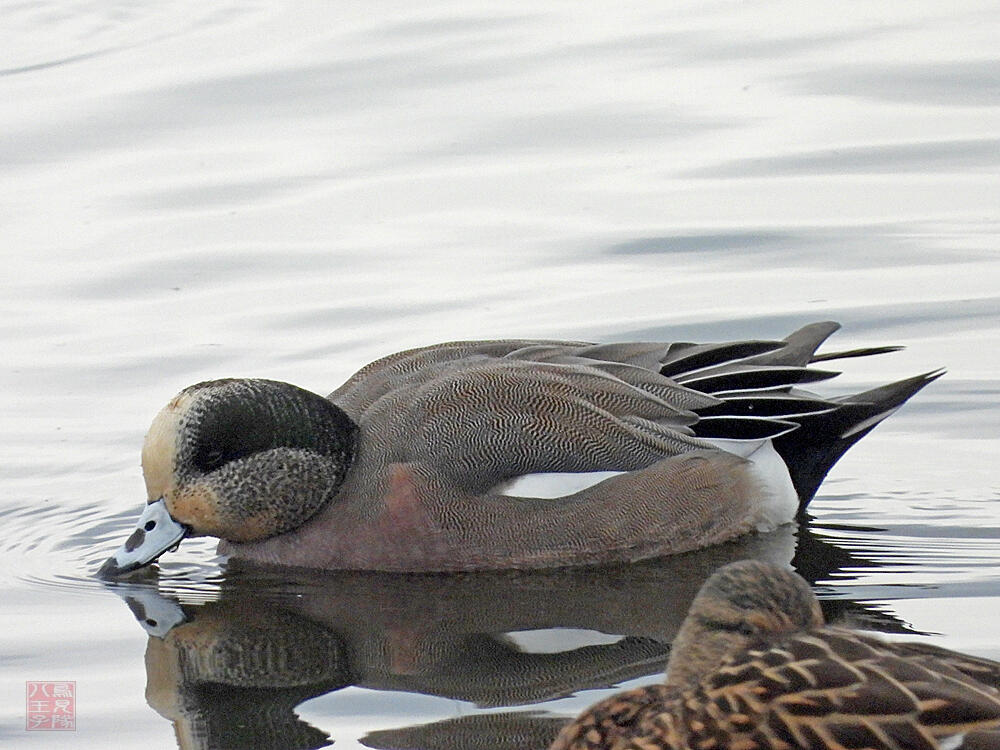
696, 615, 759, 636
193, 439, 255, 473
202, 449, 225, 469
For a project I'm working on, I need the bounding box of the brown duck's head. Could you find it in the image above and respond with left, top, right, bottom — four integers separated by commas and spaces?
666, 560, 824, 687
99, 379, 358, 577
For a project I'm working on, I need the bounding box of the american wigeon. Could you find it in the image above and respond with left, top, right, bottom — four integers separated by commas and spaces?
98, 321, 939, 576
550, 560, 1000, 750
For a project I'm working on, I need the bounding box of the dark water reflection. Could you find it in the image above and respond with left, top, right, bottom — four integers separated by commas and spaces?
100, 520, 918, 750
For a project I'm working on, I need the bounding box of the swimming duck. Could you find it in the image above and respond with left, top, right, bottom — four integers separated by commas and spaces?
549, 560, 1000, 750
99, 321, 938, 576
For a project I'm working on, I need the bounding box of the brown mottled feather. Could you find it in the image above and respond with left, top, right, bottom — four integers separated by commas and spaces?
550, 684, 680, 750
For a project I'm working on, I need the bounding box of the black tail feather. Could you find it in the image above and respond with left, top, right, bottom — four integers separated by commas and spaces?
811, 345, 904, 362
671, 322, 942, 510
692, 416, 799, 441
694, 394, 838, 419
658, 340, 784, 378
677, 366, 840, 393
772, 369, 944, 509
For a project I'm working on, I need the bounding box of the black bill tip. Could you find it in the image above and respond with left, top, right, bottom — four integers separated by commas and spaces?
98, 556, 128, 579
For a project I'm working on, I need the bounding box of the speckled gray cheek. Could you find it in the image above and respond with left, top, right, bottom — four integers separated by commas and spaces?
204, 447, 348, 541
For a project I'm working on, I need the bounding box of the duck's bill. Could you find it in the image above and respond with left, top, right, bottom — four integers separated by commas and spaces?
121, 588, 187, 637
98, 498, 188, 578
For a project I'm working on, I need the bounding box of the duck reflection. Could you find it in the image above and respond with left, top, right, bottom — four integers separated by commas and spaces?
103, 521, 906, 750
363, 713, 571, 750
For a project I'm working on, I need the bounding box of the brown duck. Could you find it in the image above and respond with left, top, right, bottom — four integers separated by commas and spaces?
550, 560, 1000, 750
99, 322, 938, 575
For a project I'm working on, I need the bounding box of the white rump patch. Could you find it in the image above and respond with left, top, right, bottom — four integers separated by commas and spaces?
703, 438, 798, 531
497, 471, 625, 499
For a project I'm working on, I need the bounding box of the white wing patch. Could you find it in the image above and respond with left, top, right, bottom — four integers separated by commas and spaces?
495, 440, 797, 531
497, 471, 625, 499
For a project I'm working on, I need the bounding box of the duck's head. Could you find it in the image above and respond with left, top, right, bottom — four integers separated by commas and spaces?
98, 379, 358, 577
666, 560, 824, 687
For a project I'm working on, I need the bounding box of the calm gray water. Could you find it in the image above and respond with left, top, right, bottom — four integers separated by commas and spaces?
2, 1, 999, 747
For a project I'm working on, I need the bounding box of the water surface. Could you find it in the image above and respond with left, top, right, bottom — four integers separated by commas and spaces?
2, 1, 998, 747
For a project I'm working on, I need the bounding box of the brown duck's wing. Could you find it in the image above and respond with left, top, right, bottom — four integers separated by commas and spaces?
628, 628, 1000, 750
957, 729, 1000, 749
329, 332, 876, 495
883, 639, 1000, 691
355, 356, 727, 493
328, 339, 586, 417
328, 338, 739, 413
327, 334, 797, 419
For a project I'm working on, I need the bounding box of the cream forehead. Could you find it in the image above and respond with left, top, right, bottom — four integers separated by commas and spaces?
141, 390, 196, 499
